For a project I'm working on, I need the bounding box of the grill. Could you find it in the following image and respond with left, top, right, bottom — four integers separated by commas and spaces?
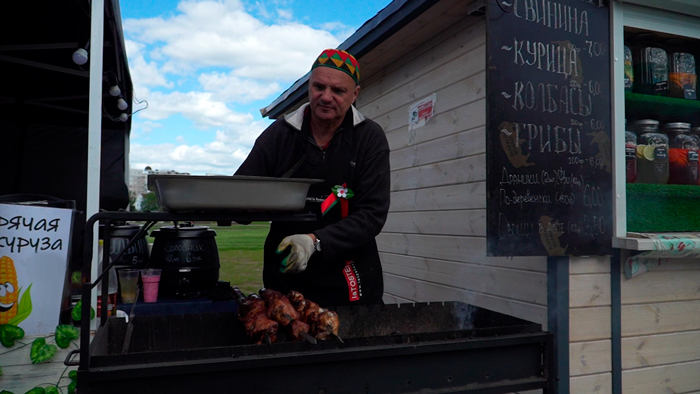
75, 211, 555, 393
80, 301, 553, 393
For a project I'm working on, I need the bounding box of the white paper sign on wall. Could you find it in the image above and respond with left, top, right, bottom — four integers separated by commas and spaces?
0, 203, 73, 335
408, 93, 437, 132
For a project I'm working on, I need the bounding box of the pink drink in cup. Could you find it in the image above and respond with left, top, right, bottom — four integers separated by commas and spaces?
141, 268, 162, 303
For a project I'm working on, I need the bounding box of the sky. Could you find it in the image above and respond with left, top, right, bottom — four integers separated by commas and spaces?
120, 0, 392, 175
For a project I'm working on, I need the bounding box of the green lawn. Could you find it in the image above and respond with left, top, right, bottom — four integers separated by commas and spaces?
147, 222, 269, 295
213, 223, 269, 295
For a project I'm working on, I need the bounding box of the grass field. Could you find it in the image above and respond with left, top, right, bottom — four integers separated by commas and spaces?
147, 222, 269, 295
214, 223, 269, 295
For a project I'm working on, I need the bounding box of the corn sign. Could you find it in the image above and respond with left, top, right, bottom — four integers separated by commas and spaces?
0, 256, 19, 324
1, 203, 69, 335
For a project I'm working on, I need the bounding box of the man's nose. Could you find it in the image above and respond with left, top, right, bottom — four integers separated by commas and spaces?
320, 88, 333, 101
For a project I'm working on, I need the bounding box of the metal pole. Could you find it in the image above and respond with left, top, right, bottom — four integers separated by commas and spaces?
87, 0, 105, 333
547, 256, 570, 394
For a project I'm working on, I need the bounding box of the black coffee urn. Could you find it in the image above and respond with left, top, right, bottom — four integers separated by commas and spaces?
149, 225, 220, 296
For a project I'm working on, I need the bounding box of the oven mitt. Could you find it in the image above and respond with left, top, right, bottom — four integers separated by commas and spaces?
276, 234, 315, 274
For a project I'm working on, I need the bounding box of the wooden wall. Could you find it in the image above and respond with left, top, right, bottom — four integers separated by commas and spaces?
354, 0, 547, 328
569, 256, 613, 394
620, 258, 700, 394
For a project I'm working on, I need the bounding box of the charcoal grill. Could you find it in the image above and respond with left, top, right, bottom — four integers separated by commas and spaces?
74, 211, 555, 393
78, 301, 553, 393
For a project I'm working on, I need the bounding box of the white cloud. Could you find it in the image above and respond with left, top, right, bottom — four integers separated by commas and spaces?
198, 72, 280, 103
124, 0, 340, 81
135, 90, 253, 128
277, 8, 293, 20
130, 120, 162, 140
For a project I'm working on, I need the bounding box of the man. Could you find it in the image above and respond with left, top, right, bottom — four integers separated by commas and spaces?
235, 49, 390, 306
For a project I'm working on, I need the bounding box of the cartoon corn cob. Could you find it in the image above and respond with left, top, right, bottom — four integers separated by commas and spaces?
0, 256, 19, 324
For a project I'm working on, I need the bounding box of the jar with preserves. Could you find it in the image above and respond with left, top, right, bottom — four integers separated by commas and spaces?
667, 39, 697, 99
625, 128, 637, 183
632, 119, 668, 184
692, 126, 700, 140
665, 122, 699, 185
633, 34, 668, 96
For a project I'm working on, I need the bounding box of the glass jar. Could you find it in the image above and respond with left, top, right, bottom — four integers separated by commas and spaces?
625, 128, 637, 183
665, 122, 699, 185
692, 126, 700, 141
633, 33, 668, 96
624, 45, 634, 92
632, 119, 668, 184
667, 44, 697, 99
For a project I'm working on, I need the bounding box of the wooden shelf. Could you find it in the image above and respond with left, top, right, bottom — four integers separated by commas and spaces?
613, 235, 656, 251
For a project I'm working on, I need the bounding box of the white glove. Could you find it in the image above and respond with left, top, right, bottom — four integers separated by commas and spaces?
276, 234, 315, 274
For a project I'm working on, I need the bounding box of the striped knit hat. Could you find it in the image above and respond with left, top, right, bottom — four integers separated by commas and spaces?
311, 49, 360, 85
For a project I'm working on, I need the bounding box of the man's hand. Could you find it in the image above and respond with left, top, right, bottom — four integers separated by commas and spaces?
276, 234, 315, 274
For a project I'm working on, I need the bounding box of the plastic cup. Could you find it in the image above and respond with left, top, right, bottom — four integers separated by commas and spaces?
117, 269, 139, 304
141, 268, 162, 303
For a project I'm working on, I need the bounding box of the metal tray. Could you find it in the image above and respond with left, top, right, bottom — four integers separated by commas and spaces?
148, 175, 322, 212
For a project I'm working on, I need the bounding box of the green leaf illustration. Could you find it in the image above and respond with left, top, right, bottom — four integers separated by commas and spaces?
30, 337, 57, 364
55, 324, 79, 349
0, 324, 25, 347
8, 284, 33, 326
71, 300, 95, 322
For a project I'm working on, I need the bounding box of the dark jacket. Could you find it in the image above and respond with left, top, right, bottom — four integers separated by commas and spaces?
235, 103, 390, 306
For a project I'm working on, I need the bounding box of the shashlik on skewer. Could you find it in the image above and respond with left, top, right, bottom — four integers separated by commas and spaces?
233, 287, 340, 344
287, 290, 340, 340
238, 293, 279, 344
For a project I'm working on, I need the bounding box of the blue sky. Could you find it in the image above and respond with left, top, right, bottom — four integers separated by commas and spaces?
119, 0, 392, 175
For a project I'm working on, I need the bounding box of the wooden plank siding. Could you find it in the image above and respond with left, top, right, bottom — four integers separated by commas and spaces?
619, 262, 700, 394
568, 257, 612, 393
354, 3, 548, 331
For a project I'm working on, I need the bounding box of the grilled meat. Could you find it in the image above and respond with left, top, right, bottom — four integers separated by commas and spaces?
238, 294, 266, 317
260, 288, 299, 326
287, 290, 305, 306
238, 288, 340, 344
314, 309, 340, 340
287, 319, 311, 342
241, 311, 278, 344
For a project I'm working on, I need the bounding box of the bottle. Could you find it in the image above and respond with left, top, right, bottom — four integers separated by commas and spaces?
632, 119, 669, 184
665, 122, 699, 185
625, 124, 637, 183
96, 240, 118, 317
633, 33, 668, 96
666, 39, 697, 100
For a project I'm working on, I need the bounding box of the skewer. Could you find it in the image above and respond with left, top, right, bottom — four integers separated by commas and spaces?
300, 332, 317, 345
331, 333, 344, 344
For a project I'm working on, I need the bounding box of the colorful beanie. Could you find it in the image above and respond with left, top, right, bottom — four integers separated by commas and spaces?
311, 49, 360, 85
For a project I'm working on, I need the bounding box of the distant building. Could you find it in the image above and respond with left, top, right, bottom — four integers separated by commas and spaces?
128, 167, 189, 195
128, 169, 148, 195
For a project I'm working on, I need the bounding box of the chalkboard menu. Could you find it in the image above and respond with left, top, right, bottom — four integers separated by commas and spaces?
486, 0, 613, 256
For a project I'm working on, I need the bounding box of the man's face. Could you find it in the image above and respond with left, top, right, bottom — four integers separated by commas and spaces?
308, 66, 360, 125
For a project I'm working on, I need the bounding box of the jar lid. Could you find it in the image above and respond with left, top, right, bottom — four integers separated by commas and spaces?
631, 119, 659, 126
662, 122, 691, 131
631, 119, 660, 133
